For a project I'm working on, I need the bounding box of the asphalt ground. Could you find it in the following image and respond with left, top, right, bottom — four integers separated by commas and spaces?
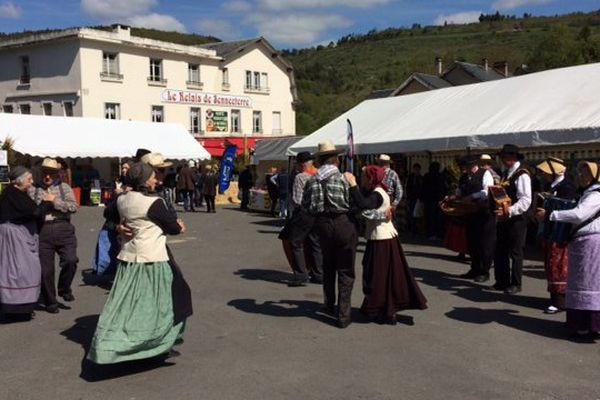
1, 206, 599, 400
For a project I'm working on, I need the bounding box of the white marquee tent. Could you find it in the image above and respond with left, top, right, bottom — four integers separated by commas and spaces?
289, 62, 600, 156
0, 113, 211, 160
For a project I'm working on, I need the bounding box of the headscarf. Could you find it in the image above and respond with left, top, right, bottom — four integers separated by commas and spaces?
8, 166, 31, 182
127, 163, 154, 192
364, 165, 388, 191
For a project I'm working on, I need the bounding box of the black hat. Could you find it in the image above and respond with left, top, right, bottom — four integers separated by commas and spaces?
462, 155, 480, 167
498, 144, 524, 160
134, 148, 151, 162
296, 151, 315, 163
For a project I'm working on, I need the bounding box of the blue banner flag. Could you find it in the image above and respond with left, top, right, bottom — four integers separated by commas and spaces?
346, 119, 355, 173
219, 145, 237, 193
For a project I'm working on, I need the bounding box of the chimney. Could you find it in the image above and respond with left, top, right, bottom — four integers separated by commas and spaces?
482, 58, 489, 71
494, 61, 509, 77
111, 23, 131, 40
435, 57, 443, 76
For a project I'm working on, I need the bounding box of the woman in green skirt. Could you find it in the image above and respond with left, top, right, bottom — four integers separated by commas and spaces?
88, 163, 190, 364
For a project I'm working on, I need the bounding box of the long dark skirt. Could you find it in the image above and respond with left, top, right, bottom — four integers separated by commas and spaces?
566, 309, 600, 333
361, 237, 428, 319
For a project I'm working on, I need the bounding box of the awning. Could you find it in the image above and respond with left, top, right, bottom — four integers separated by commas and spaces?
253, 136, 304, 162
0, 113, 211, 160
289, 62, 600, 156
199, 137, 257, 157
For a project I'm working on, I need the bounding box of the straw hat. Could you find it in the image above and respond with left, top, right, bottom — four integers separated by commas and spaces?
536, 157, 566, 176
479, 154, 495, 165
314, 140, 344, 157
378, 154, 392, 163
41, 158, 60, 170
577, 161, 600, 182
140, 153, 173, 169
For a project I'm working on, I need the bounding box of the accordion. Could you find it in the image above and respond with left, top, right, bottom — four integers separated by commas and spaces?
488, 185, 512, 220
542, 196, 577, 247
440, 197, 486, 217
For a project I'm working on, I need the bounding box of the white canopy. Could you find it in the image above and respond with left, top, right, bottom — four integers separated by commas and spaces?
0, 113, 211, 160
289, 62, 600, 155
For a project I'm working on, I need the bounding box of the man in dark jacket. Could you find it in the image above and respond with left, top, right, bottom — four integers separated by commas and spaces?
177, 161, 197, 212
239, 165, 254, 211
202, 165, 219, 213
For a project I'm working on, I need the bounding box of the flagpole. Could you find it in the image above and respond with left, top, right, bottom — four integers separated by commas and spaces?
346, 119, 355, 174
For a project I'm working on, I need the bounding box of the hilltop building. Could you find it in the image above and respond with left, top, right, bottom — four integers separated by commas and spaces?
0, 25, 299, 157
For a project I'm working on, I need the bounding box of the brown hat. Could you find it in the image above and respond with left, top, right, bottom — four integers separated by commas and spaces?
536, 157, 566, 176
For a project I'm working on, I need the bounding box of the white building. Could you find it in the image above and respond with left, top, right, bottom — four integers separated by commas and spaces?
0, 25, 299, 156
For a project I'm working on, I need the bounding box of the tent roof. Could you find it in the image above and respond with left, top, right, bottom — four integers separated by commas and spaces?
254, 136, 303, 162
0, 114, 211, 160
289, 62, 600, 156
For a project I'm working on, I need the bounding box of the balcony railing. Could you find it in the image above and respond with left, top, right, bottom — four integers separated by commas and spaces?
244, 85, 270, 94
100, 72, 124, 82
222, 82, 231, 91
186, 80, 203, 89
147, 76, 168, 87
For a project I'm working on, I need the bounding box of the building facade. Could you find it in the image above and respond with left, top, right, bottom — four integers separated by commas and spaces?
0, 25, 298, 156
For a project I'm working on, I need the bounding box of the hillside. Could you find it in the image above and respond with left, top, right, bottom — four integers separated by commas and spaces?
286, 11, 600, 135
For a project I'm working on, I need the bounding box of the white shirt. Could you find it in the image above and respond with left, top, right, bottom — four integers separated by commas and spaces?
550, 174, 565, 192
506, 161, 532, 218
550, 183, 600, 237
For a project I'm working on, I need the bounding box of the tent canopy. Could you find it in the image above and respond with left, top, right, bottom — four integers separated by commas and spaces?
253, 136, 303, 163
289, 62, 600, 156
0, 113, 211, 160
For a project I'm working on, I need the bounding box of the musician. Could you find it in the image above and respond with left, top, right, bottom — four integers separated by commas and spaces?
456, 155, 496, 282
548, 161, 600, 337
493, 144, 532, 294
479, 154, 501, 185
535, 157, 578, 314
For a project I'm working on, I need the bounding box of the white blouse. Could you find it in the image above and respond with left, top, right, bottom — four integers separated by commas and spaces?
550, 183, 600, 237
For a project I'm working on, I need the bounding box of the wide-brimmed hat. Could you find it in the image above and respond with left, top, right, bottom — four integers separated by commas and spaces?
378, 154, 392, 163
134, 148, 151, 161
462, 155, 480, 167
479, 154, 495, 165
41, 158, 60, 170
577, 161, 600, 182
296, 151, 315, 164
141, 153, 173, 169
315, 140, 344, 157
536, 157, 566, 176
498, 144, 524, 160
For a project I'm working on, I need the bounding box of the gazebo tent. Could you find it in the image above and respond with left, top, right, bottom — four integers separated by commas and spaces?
289, 62, 600, 156
0, 113, 211, 160
253, 136, 303, 163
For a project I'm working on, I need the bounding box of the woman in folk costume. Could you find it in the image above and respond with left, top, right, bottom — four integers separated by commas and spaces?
535, 157, 578, 314
88, 163, 191, 363
0, 167, 54, 319
548, 161, 600, 337
345, 166, 427, 325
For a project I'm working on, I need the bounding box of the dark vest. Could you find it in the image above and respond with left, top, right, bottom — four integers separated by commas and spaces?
505, 167, 530, 204
464, 168, 487, 196
553, 179, 578, 201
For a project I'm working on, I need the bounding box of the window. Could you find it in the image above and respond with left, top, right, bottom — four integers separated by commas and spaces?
149, 59, 163, 82
245, 70, 252, 89
252, 111, 262, 134
187, 64, 200, 84
190, 107, 200, 134
42, 102, 53, 116
152, 106, 164, 123
231, 109, 240, 133
272, 111, 282, 134
253, 72, 261, 89
20, 56, 30, 84
222, 68, 229, 84
102, 52, 119, 76
63, 101, 74, 117
261, 73, 269, 89
104, 103, 120, 120
2, 105, 14, 113
19, 104, 31, 114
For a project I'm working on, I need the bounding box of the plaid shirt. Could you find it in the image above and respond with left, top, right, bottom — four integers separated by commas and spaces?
302, 165, 351, 214
383, 168, 403, 207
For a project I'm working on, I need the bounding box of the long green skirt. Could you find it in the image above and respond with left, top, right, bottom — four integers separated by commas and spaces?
87, 261, 184, 364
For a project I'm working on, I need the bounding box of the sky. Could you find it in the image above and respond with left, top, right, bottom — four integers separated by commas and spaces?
0, 0, 598, 48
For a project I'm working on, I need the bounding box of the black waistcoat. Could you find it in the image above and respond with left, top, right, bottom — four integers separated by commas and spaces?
464, 168, 487, 196
505, 167, 530, 203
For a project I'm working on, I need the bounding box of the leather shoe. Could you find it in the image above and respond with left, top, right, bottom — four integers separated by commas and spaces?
46, 304, 59, 314
61, 293, 75, 302
474, 274, 489, 283
338, 319, 352, 329
504, 285, 522, 295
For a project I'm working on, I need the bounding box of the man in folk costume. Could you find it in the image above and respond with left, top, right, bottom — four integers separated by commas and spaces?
284, 151, 322, 286
479, 154, 501, 185
535, 157, 578, 314
377, 154, 403, 210
30, 158, 79, 313
302, 141, 358, 328
493, 144, 532, 294
456, 155, 496, 283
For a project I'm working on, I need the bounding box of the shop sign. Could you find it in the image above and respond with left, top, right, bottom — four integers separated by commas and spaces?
206, 109, 228, 133
161, 89, 252, 108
